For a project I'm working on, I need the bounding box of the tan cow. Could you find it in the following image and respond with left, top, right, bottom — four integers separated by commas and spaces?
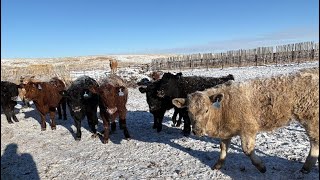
172, 67, 319, 173
109, 59, 118, 74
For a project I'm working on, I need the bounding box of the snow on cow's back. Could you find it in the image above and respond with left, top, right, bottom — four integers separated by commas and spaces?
99, 74, 127, 87
70, 76, 98, 88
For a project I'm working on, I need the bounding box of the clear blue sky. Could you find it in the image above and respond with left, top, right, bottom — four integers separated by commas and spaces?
1, 0, 319, 58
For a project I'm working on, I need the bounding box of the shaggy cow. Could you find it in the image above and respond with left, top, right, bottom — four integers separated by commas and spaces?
109, 59, 118, 74
89, 74, 130, 144
24, 77, 67, 130
172, 67, 319, 173
60, 76, 100, 141
157, 72, 234, 135
1, 81, 19, 123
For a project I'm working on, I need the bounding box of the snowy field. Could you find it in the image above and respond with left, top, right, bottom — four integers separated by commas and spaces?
1, 61, 319, 180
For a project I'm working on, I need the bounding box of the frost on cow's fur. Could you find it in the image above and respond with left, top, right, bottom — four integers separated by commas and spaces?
179, 67, 319, 173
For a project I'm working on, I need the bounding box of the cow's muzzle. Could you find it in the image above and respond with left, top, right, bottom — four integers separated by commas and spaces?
107, 107, 117, 115
157, 90, 165, 98
11, 96, 19, 101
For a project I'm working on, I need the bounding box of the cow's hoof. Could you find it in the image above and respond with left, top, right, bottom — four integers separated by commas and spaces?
212, 163, 222, 170
91, 133, 98, 138
75, 137, 81, 141
41, 128, 46, 131
300, 168, 310, 174
124, 134, 131, 139
7, 121, 14, 124
51, 126, 56, 130
258, 166, 267, 173
183, 131, 190, 136
103, 140, 109, 144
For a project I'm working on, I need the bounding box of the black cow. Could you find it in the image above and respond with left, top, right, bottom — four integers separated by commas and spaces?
139, 80, 183, 133
1, 81, 19, 124
60, 76, 101, 141
157, 73, 235, 135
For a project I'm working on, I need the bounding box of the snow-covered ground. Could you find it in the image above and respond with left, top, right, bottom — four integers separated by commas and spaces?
1, 61, 319, 180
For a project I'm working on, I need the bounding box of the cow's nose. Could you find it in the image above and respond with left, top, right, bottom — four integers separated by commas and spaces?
157, 90, 165, 97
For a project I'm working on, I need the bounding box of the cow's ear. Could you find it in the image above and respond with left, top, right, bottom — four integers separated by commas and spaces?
172, 98, 187, 108
138, 87, 147, 93
209, 94, 223, 109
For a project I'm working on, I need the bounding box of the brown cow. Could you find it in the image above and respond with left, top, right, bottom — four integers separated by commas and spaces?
24, 77, 67, 130
173, 68, 319, 173
109, 59, 118, 74
150, 71, 163, 81
89, 74, 130, 144
18, 75, 38, 107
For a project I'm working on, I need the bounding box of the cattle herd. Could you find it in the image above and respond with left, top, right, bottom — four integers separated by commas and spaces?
1, 67, 319, 174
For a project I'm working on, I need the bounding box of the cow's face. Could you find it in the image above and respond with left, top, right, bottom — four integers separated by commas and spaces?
91, 84, 126, 115
61, 89, 87, 113
1, 82, 19, 100
157, 72, 182, 98
173, 91, 223, 137
24, 82, 43, 100
139, 83, 162, 112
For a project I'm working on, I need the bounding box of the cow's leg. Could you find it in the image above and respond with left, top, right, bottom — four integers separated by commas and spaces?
39, 113, 47, 131
181, 109, 191, 136
111, 113, 117, 132
12, 110, 19, 122
26, 99, 31, 107
4, 110, 13, 124
119, 109, 130, 139
171, 109, 178, 126
57, 103, 62, 120
176, 112, 183, 127
301, 119, 319, 173
74, 118, 82, 141
156, 111, 165, 133
151, 113, 158, 129
100, 110, 110, 144
86, 110, 98, 138
61, 98, 67, 120
212, 138, 231, 170
103, 118, 110, 144
241, 134, 266, 173
49, 108, 56, 130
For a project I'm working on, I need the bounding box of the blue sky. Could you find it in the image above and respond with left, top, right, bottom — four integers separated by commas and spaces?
1, 0, 319, 58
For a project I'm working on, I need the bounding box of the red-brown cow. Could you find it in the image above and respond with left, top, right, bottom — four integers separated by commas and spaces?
89, 74, 130, 144
24, 77, 67, 130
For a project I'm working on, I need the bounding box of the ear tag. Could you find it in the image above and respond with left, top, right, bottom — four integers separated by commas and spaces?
83, 92, 89, 98
118, 89, 124, 96
212, 100, 221, 109
38, 84, 42, 90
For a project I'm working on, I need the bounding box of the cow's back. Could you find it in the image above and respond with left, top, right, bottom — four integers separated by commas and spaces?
236, 68, 319, 130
